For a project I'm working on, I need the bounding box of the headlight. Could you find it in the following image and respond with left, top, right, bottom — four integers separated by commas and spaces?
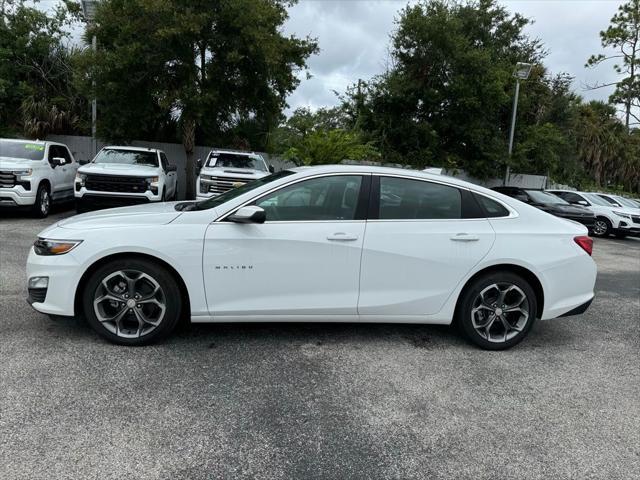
33, 238, 82, 256
14, 169, 32, 178
75, 172, 87, 186
613, 210, 631, 219
147, 176, 160, 194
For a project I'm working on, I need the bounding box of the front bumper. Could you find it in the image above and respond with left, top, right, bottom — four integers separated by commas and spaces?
0, 187, 36, 207
26, 247, 81, 316
196, 192, 219, 201
76, 193, 153, 210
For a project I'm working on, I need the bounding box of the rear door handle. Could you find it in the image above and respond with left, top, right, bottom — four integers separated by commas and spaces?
451, 233, 479, 242
327, 232, 358, 241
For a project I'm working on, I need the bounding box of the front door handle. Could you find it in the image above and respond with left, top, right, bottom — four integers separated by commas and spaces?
451, 233, 479, 242
327, 232, 358, 241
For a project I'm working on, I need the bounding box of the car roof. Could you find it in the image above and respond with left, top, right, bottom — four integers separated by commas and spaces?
0, 138, 72, 148
103, 145, 162, 153
286, 164, 507, 196
210, 149, 262, 157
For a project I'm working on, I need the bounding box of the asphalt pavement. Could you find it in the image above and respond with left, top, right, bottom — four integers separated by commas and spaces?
1, 206, 638, 480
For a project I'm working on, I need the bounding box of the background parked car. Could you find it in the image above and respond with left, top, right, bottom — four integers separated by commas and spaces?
75, 146, 177, 212
594, 193, 640, 212
491, 187, 595, 230
0, 138, 77, 217
548, 189, 640, 238
196, 149, 274, 200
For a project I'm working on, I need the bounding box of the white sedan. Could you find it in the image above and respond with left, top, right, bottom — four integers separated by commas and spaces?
26, 166, 597, 349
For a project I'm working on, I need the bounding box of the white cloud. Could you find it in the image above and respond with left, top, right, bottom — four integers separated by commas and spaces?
285, 0, 622, 111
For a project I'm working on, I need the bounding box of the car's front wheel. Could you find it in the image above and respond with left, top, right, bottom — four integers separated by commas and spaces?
592, 217, 611, 237
82, 258, 182, 346
32, 183, 51, 218
456, 272, 537, 350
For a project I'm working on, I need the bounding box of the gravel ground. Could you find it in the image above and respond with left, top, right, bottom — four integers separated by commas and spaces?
1, 206, 639, 480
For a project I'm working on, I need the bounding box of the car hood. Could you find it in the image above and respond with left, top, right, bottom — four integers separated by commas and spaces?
55, 201, 183, 231
201, 166, 268, 177
0, 158, 41, 170
78, 163, 159, 177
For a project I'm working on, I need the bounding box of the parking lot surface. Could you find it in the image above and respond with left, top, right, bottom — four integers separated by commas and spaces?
1, 208, 639, 480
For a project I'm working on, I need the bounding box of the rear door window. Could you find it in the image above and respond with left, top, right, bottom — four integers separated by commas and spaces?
377, 177, 462, 220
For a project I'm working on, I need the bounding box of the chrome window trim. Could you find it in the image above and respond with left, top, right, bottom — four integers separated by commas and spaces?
213, 170, 518, 223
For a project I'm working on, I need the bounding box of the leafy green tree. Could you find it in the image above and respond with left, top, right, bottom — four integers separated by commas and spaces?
341, 0, 545, 177
81, 0, 317, 198
575, 101, 626, 188
0, 0, 85, 137
587, 0, 640, 129
283, 129, 379, 166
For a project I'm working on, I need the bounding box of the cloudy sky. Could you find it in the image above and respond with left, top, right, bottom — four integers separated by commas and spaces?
283, 0, 621, 111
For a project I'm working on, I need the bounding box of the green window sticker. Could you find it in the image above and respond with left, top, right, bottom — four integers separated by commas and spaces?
24, 144, 45, 151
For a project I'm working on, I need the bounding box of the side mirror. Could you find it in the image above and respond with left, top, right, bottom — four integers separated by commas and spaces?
51, 157, 66, 167
196, 158, 203, 175
575, 200, 589, 206
268, 165, 275, 173
228, 205, 266, 224
167, 164, 177, 172
79, 159, 89, 165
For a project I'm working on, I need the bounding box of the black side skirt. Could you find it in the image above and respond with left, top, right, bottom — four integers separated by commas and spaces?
558, 298, 593, 318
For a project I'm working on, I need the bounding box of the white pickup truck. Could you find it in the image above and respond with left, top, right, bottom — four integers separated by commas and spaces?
196, 150, 273, 200
75, 146, 178, 212
0, 138, 77, 217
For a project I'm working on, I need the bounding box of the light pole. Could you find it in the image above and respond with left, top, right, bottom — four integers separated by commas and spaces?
504, 62, 533, 185
81, 0, 99, 157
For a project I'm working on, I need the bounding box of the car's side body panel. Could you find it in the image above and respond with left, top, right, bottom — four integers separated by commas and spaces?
27, 165, 597, 328
358, 218, 495, 315
203, 221, 366, 316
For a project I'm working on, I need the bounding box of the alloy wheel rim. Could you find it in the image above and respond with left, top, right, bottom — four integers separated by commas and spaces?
593, 220, 607, 235
93, 270, 166, 338
41, 190, 50, 214
471, 283, 530, 343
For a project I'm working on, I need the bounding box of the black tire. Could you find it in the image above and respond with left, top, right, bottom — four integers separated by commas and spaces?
82, 257, 182, 346
592, 217, 611, 237
456, 271, 538, 350
32, 183, 51, 218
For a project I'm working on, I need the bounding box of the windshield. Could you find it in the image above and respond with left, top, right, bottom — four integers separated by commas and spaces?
583, 193, 611, 207
526, 190, 569, 205
613, 196, 639, 208
207, 152, 267, 171
0, 141, 45, 161
194, 170, 295, 210
93, 149, 158, 167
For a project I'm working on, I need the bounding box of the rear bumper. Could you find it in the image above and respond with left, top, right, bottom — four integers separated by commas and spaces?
558, 297, 593, 317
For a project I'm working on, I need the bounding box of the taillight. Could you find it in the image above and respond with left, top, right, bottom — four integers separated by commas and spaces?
574, 236, 593, 256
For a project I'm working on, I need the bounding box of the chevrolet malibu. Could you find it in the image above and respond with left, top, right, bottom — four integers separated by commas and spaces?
26, 166, 597, 349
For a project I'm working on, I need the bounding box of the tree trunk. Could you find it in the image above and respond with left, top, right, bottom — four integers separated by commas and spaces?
182, 118, 196, 199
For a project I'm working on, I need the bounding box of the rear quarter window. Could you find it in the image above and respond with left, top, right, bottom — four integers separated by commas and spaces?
474, 193, 510, 218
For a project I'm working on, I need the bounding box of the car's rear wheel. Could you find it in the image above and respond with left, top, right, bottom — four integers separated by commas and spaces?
32, 183, 51, 218
592, 217, 611, 237
82, 258, 182, 346
456, 272, 537, 350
